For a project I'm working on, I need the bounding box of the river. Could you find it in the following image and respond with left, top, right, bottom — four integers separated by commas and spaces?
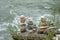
0, 0, 56, 40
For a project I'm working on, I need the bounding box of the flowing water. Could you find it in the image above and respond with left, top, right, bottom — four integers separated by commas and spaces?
0, 0, 56, 40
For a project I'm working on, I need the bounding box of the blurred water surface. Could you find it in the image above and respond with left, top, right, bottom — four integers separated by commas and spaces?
0, 0, 55, 40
